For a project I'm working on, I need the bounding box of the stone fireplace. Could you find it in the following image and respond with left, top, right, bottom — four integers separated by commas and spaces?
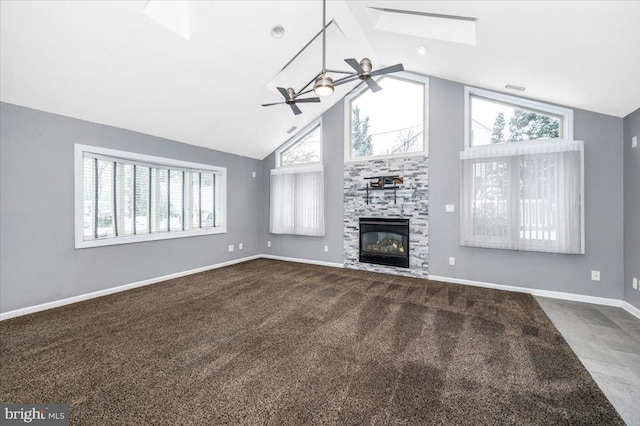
343, 156, 429, 279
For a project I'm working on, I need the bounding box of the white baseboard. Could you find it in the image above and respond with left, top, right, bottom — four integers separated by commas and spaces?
3, 256, 638, 322
0, 255, 261, 321
429, 274, 640, 320
261, 254, 344, 269
260, 260, 640, 321
621, 301, 640, 320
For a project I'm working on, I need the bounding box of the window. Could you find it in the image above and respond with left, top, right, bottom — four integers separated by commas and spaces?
276, 120, 321, 167
270, 121, 324, 236
75, 144, 226, 248
460, 88, 583, 254
344, 72, 429, 162
465, 87, 573, 147
269, 164, 324, 237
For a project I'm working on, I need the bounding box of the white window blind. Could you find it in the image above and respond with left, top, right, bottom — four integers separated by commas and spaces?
270, 164, 325, 236
76, 145, 226, 248
460, 140, 584, 254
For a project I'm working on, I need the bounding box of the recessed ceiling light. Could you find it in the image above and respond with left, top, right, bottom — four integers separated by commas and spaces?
416, 45, 428, 55
271, 25, 285, 39
505, 83, 527, 92
286, 126, 298, 134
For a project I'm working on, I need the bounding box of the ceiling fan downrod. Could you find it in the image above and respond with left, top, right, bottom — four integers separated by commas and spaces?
313, 0, 334, 97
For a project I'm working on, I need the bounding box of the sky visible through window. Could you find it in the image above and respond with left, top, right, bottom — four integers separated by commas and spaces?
351, 77, 424, 157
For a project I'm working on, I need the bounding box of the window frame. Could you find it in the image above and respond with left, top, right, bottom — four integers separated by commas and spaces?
343, 71, 429, 163
460, 145, 585, 254
275, 118, 323, 168
74, 144, 227, 249
464, 86, 574, 149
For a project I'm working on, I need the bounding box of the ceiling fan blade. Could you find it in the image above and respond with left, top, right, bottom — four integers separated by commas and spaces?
344, 58, 365, 74
333, 75, 358, 87
370, 63, 404, 77
289, 103, 302, 115
277, 87, 291, 100
365, 78, 382, 93
261, 102, 286, 107
295, 97, 321, 103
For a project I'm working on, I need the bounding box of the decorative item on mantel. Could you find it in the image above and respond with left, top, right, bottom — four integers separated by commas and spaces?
364, 175, 404, 204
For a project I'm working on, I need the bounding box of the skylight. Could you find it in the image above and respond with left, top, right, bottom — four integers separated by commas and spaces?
143, 1, 193, 40
367, 7, 477, 45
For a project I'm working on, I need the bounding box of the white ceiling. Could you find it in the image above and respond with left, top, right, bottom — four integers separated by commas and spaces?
1, 1, 639, 160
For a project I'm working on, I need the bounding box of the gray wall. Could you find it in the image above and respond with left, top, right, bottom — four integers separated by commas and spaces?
260, 101, 344, 264
623, 108, 640, 309
0, 102, 262, 314
2, 74, 629, 315
261, 76, 626, 300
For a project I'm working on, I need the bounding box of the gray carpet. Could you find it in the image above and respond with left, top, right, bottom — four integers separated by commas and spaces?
0, 259, 624, 425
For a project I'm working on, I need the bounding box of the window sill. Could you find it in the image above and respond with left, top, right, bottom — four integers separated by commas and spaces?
461, 241, 584, 255
345, 151, 428, 164
75, 227, 227, 249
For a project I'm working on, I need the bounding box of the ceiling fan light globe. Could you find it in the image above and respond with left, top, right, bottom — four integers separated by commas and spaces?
314, 75, 334, 97
314, 86, 334, 97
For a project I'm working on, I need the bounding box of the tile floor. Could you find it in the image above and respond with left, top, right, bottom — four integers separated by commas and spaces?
536, 297, 640, 426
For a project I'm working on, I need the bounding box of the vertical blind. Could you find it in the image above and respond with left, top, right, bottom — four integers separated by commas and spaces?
270, 164, 325, 236
82, 153, 223, 241
460, 140, 584, 254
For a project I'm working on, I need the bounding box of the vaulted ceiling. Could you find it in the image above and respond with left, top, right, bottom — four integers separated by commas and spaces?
1, 1, 639, 160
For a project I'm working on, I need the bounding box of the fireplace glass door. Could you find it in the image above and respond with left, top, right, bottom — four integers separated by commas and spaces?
359, 218, 409, 268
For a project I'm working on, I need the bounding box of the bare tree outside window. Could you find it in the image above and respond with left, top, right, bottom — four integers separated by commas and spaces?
279, 125, 321, 167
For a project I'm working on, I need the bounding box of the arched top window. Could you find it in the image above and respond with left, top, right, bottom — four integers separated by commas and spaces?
464, 86, 573, 148
276, 119, 322, 168
344, 72, 429, 162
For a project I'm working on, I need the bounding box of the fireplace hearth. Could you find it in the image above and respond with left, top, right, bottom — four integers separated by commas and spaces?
359, 218, 409, 268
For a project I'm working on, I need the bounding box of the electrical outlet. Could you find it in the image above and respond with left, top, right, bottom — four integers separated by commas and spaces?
324, 245, 329, 253
239, 243, 243, 250
445, 204, 455, 213
591, 270, 600, 281
228, 244, 235, 252
267, 241, 271, 247
449, 257, 456, 266
252, 171, 256, 177
632, 136, 638, 148
633, 277, 638, 290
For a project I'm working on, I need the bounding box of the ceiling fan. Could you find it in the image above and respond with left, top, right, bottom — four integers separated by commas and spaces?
332, 58, 405, 93
262, 0, 405, 115
261, 87, 320, 115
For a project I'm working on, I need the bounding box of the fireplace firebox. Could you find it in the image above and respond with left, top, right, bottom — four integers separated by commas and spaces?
359, 218, 409, 268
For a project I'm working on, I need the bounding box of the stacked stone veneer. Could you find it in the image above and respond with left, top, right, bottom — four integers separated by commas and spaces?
344, 156, 429, 278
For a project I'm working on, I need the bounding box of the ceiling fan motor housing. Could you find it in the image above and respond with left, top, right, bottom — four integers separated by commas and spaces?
360, 58, 373, 76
